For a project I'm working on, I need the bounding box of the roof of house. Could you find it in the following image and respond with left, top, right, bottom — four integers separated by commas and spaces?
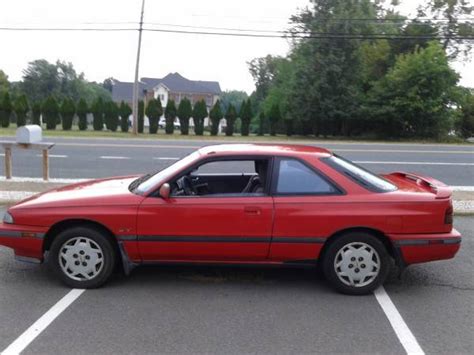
111, 81, 146, 103
112, 73, 221, 103
142, 73, 221, 95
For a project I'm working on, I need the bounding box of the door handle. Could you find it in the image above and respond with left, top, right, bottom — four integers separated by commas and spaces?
244, 206, 261, 215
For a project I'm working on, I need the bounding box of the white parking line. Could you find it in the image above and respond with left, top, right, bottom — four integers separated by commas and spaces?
355, 160, 474, 166
1, 289, 85, 355
374, 286, 425, 355
35, 154, 68, 158
100, 156, 131, 160
154, 157, 180, 160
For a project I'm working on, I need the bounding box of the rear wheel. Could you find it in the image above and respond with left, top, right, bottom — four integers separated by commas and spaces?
48, 227, 116, 288
323, 232, 390, 295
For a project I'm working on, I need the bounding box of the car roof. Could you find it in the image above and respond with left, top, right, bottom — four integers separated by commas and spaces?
198, 144, 332, 158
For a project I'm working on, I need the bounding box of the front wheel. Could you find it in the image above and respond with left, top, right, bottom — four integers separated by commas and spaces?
323, 233, 390, 295
48, 227, 116, 288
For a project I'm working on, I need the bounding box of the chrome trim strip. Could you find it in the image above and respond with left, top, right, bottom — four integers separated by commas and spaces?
133, 235, 326, 244
15, 255, 42, 264
395, 238, 461, 246
0, 230, 44, 238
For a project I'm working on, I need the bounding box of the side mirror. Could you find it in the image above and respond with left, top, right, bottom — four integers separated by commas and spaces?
159, 183, 171, 199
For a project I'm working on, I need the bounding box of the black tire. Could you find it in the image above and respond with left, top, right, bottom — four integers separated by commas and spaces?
322, 232, 390, 295
48, 226, 116, 289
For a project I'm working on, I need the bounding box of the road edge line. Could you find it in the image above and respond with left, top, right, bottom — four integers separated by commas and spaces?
374, 286, 425, 355
1, 289, 85, 355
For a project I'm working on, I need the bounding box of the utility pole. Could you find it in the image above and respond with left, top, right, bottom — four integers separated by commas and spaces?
132, 0, 146, 135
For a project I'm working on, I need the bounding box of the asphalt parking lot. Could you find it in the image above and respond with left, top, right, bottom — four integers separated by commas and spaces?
0, 206, 472, 355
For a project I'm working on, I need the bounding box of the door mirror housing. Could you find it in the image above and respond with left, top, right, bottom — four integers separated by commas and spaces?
159, 183, 171, 199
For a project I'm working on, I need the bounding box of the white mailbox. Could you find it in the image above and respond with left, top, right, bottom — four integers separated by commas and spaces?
16, 125, 43, 144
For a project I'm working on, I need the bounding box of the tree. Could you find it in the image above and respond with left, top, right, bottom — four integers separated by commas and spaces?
138, 100, 145, 133
104, 101, 119, 132
20, 59, 112, 103
369, 41, 459, 138
146, 98, 163, 134
209, 100, 223, 136
268, 104, 281, 136
41, 96, 59, 130
0, 70, 9, 96
164, 99, 177, 134
224, 104, 237, 136
119, 101, 132, 133
32, 102, 42, 126
0, 92, 12, 128
419, 0, 473, 59
60, 98, 76, 130
177, 98, 192, 135
219, 90, 248, 114
193, 100, 207, 136
102, 77, 116, 92
257, 111, 265, 136
91, 97, 104, 131
454, 89, 474, 138
240, 99, 253, 136
76, 99, 88, 131
13, 95, 29, 127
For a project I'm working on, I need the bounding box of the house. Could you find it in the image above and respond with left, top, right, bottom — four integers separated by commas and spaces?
111, 73, 222, 130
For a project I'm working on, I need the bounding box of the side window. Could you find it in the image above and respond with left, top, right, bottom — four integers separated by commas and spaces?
276, 159, 339, 195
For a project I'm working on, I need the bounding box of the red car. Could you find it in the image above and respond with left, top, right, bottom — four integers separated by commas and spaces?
0, 144, 461, 294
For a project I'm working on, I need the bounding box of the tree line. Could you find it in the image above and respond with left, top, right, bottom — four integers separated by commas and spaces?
0, 90, 259, 136
247, 0, 474, 140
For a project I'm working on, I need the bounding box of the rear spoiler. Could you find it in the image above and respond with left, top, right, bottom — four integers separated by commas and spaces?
388, 172, 452, 199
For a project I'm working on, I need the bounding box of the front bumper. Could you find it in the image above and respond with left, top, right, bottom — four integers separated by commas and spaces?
0, 222, 47, 262
389, 229, 462, 265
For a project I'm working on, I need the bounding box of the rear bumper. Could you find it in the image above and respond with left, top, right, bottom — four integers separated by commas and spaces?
0, 223, 47, 262
389, 229, 461, 264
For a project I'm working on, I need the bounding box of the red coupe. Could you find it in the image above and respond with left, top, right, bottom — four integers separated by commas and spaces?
0, 144, 461, 294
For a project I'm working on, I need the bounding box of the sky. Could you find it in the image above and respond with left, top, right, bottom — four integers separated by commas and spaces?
0, 0, 472, 94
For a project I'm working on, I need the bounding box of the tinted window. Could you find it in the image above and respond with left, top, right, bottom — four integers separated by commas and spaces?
323, 155, 397, 192
276, 159, 339, 194
193, 160, 256, 175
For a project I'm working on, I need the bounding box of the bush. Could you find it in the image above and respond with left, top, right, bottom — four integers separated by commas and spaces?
455, 91, 474, 138
119, 101, 132, 133
257, 111, 265, 136
177, 98, 192, 135
240, 99, 252, 136
225, 104, 237, 136
138, 100, 144, 133
268, 104, 281, 136
14, 94, 29, 127
193, 100, 207, 135
104, 101, 119, 132
146, 98, 163, 134
0, 92, 12, 128
209, 100, 223, 136
41, 96, 59, 130
60, 98, 76, 130
32, 102, 41, 126
164, 99, 177, 134
91, 97, 104, 131
76, 99, 88, 131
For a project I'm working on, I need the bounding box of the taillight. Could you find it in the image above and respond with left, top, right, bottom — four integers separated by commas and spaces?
444, 205, 453, 225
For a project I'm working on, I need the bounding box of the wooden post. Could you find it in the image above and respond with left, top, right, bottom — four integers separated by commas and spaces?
5, 147, 12, 179
42, 149, 49, 181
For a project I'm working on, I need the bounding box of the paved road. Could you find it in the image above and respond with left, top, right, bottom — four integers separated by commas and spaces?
0, 206, 472, 354
1, 136, 473, 185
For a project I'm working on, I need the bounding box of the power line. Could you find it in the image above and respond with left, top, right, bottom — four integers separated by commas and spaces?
0, 26, 472, 41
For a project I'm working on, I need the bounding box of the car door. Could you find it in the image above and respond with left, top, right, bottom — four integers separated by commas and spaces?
269, 157, 345, 263
136, 157, 274, 262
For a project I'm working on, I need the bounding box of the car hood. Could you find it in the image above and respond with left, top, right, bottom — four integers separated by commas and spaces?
12, 175, 144, 209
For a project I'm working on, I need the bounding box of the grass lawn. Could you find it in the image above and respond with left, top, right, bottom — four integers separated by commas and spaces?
0, 125, 469, 145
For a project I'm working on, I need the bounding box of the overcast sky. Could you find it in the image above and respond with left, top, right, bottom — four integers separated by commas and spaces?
0, 0, 472, 93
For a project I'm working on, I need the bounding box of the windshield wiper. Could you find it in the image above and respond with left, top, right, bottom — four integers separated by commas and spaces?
129, 173, 153, 192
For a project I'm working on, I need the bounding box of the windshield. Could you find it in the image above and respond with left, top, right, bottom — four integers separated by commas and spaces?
133, 151, 201, 195
323, 155, 397, 193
